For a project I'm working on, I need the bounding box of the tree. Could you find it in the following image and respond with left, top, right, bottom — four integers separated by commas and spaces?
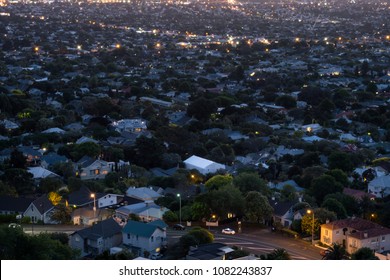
310, 174, 344, 205
325, 169, 349, 188
244, 191, 273, 223
301, 208, 337, 236
186, 227, 214, 245
233, 172, 268, 195
70, 142, 101, 161
40, 177, 63, 193
351, 247, 379, 260
262, 248, 291, 260
163, 211, 178, 223
280, 184, 298, 202
211, 185, 245, 219
48, 192, 62, 206
2, 168, 34, 195
133, 136, 166, 168
275, 95, 296, 109
187, 97, 217, 121
321, 198, 348, 219
9, 148, 26, 168
50, 203, 72, 224
205, 174, 233, 191
322, 243, 348, 260
328, 151, 354, 173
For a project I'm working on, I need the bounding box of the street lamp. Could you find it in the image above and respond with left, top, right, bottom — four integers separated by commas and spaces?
177, 193, 181, 225
91, 193, 96, 220
307, 209, 315, 245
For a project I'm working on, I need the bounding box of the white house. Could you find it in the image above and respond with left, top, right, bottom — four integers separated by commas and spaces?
98, 194, 124, 209
368, 175, 390, 198
122, 220, 167, 256
183, 155, 225, 175
23, 195, 56, 224
76, 156, 115, 180
27, 167, 60, 180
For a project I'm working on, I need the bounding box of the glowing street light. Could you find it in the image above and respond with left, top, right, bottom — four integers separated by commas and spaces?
91, 193, 96, 220
307, 209, 315, 245
177, 193, 181, 225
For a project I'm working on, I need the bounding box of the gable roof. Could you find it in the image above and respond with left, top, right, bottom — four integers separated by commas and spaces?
41, 152, 68, 166
148, 219, 168, 228
268, 198, 298, 216
125, 187, 162, 201
67, 186, 104, 207
122, 220, 164, 238
0, 195, 34, 213
31, 194, 55, 214
71, 218, 122, 239
184, 155, 217, 169
27, 167, 60, 179
321, 217, 380, 231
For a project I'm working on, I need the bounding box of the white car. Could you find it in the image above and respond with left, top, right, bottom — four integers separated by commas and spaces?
221, 228, 236, 235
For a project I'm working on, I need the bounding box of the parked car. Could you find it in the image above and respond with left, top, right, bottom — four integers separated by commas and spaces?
8, 223, 21, 228
150, 253, 163, 260
172, 224, 185, 230
222, 228, 235, 235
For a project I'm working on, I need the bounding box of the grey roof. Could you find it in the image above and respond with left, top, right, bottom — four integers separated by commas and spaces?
67, 186, 105, 207
72, 218, 122, 239
0, 195, 34, 213
268, 199, 298, 216
187, 243, 233, 260
32, 194, 55, 214
41, 152, 68, 166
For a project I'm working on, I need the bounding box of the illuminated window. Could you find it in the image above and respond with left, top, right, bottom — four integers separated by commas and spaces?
325, 230, 328, 236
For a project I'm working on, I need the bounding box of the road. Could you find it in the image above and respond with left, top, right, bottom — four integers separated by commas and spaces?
21, 224, 322, 260
167, 227, 323, 260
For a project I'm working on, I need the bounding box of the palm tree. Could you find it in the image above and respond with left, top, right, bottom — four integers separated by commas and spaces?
266, 248, 292, 260
322, 243, 348, 260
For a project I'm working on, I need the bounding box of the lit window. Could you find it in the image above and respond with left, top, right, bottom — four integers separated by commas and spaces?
325, 230, 328, 236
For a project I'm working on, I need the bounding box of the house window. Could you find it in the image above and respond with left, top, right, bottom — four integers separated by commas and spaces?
335, 230, 339, 235
352, 240, 357, 248
325, 230, 328, 236
151, 236, 154, 242
127, 234, 130, 239
382, 236, 386, 242
95, 169, 100, 175
75, 236, 80, 242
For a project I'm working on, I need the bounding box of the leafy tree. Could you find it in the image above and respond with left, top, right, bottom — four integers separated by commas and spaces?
321, 198, 348, 219
187, 97, 217, 121
301, 208, 337, 236
50, 203, 72, 224
186, 227, 214, 245
275, 95, 296, 109
210, 185, 245, 219
233, 172, 268, 195
40, 177, 63, 193
2, 168, 34, 195
133, 136, 166, 168
310, 174, 344, 205
261, 248, 291, 260
351, 247, 379, 260
0, 181, 17, 197
205, 174, 233, 191
9, 148, 26, 168
325, 169, 349, 188
191, 201, 210, 221
163, 210, 178, 223
322, 243, 348, 260
244, 191, 273, 223
70, 142, 101, 161
328, 151, 354, 173
48, 192, 62, 206
0, 226, 79, 259
323, 193, 359, 217
280, 184, 298, 202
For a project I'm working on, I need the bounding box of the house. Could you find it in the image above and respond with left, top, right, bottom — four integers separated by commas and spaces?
0, 195, 34, 215
75, 136, 99, 145
269, 198, 299, 227
110, 119, 147, 133
0, 119, 20, 130
23, 194, 56, 224
343, 188, 376, 201
97, 194, 124, 209
269, 180, 304, 193
122, 220, 168, 257
69, 218, 123, 258
72, 206, 113, 226
41, 127, 66, 134
76, 156, 114, 180
125, 187, 162, 201
186, 243, 234, 260
320, 217, 390, 254
368, 175, 390, 198
40, 152, 69, 169
115, 201, 169, 222
27, 167, 61, 182
183, 155, 226, 175
67, 186, 105, 208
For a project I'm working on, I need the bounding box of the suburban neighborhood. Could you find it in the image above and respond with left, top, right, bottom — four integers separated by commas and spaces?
0, 0, 390, 261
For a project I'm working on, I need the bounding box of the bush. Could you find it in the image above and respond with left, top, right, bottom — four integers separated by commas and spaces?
280, 228, 299, 238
